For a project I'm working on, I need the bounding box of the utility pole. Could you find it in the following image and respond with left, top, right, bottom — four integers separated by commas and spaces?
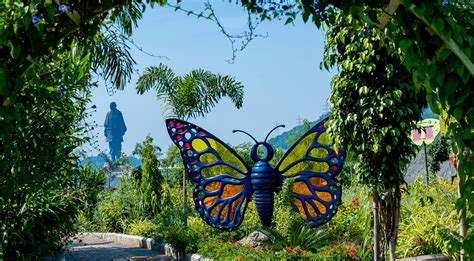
296, 116, 303, 126
423, 141, 429, 184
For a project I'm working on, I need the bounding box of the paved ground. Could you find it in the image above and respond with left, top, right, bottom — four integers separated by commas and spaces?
44, 234, 175, 261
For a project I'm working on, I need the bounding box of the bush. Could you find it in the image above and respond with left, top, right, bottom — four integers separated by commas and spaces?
76, 163, 106, 219
126, 219, 160, 238
2, 189, 79, 258
397, 179, 459, 258
326, 182, 372, 243
91, 176, 145, 233
140, 135, 164, 215
272, 178, 306, 240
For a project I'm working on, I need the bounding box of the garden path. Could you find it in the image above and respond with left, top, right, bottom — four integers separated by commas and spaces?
47, 234, 175, 261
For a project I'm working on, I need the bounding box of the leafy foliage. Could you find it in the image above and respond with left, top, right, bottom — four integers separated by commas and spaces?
0, 46, 94, 257
397, 179, 460, 258
140, 135, 164, 215
76, 163, 107, 219
0, 0, 159, 258
428, 137, 450, 174
241, 1, 473, 255
324, 9, 426, 259
92, 176, 144, 233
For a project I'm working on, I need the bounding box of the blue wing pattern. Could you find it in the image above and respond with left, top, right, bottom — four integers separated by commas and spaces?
275, 117, 345, 227
166, 119, 253, 230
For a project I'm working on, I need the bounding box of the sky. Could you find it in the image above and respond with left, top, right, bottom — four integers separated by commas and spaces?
86, 1, 334, 156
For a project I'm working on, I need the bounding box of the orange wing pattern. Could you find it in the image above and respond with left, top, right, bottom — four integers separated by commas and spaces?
166, 119, 253, 230
275, 118, 345, 227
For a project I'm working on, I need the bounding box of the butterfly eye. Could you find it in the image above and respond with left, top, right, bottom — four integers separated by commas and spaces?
257, 145, 268, 158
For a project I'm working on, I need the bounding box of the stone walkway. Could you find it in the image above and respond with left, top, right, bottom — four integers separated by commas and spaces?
44, 234, 175, 261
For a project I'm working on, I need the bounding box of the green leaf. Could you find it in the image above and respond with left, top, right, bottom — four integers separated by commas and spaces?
302, 11, 309, 23
432, 17, 444, 34
394, 90, 402, 99
437, 48, 451, 62
399, 39, 412, 51
7, 41, 20, 59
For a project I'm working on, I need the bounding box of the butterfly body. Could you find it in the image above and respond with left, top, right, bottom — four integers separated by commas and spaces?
250, 160, 276, 227
166, 118, 345, 230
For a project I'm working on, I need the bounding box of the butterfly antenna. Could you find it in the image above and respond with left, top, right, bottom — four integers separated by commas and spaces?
232, 129, 258, 144
264, 125, 285, 142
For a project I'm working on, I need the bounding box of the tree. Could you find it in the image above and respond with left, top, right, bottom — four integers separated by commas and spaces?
241, 1, 472, 258
136, 63, 245, 119
428, 137, 450, 175
0, 1, 152, 257
140, 135, 164, 215
323, 11, 426, 260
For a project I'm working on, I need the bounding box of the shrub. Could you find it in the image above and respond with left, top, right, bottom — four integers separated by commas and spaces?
1, 187, 79, 258
325, 182, 372, 243
126, 219, 160, 238
261, 223, 332, 252
272, 178, 306, 240
396, 179, 459, 258
140, 135, 164, 215
91, 176, 145, 233
76, 163, 106, 219
317, 240, 371, 260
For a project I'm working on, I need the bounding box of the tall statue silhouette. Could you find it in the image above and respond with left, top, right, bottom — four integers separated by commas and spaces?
104, 102, 127, 162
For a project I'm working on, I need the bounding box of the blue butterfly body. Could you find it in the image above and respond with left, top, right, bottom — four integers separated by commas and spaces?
166, 117, 345, 230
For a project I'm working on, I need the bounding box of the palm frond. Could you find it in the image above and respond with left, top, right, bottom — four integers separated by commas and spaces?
136, 64, 177, 94
88, 28, 136, 90
109, 1, 145, 36
136, 64, 244, 120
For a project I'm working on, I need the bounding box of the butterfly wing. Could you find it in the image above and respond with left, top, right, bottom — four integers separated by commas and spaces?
166, 119, 253, 230
275, 117, 345, 227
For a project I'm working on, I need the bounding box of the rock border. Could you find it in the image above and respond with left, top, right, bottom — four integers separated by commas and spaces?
79, 232, 210, 261
74, 232, 451, 261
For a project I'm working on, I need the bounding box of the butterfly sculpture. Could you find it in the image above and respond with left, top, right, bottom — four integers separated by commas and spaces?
165, 117, 345, 230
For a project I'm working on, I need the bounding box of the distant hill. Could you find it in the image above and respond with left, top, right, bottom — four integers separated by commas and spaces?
268, 107, 438, 151
422, 107, 439, 119
268, 112, 330, 150
80, 155, 141, 169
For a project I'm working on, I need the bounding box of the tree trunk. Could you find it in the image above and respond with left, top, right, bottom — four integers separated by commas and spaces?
183, 169, 188, 227
373, 187, 381, 261
389, 196, 400, 261
457, 167, 466, 261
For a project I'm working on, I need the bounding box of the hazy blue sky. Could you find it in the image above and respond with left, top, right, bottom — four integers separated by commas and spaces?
86, 1, 334, 156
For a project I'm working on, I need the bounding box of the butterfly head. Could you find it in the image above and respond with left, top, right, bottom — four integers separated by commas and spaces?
233, 124, 285, 163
